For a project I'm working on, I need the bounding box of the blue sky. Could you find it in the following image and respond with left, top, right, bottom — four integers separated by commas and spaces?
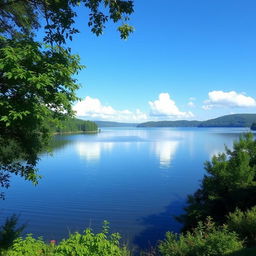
70, 0, 256, 122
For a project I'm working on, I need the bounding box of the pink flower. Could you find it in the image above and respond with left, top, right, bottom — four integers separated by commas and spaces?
50, 240, 56, 245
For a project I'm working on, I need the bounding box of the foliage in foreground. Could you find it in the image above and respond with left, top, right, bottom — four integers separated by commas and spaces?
178, 133, 256, 231
1, 222, 130, 256
227, 206, 256, 247
158, 218, 243, 256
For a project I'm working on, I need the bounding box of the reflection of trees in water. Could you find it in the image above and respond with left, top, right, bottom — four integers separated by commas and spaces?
133, 198, 185, 250
48, 136, 72, 152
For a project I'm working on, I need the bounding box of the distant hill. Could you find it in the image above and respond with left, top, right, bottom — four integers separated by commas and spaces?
95, 121, 138, 127
137, 114, 256, 128
198, 114, 256, 127
137, 120, 201, 127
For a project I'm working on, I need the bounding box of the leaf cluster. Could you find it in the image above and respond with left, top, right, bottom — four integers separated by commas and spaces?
0, 0, 134, 44
227, 206, 256, 247
0, 36, 82, 195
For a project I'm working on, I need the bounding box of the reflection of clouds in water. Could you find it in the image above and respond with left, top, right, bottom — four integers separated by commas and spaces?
76, 142, 113, 162
150, 130, 184, 142
154, 141, 180, 169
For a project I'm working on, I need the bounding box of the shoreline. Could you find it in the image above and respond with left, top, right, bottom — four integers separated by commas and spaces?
52, 130, 99, 135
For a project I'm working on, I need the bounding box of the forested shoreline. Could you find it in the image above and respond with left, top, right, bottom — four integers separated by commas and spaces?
49, 118, 98, 134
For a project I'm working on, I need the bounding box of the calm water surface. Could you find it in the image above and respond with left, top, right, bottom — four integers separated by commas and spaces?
0, 127, 252, 248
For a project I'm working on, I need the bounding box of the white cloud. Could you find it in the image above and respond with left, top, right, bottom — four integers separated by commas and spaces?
149, 93, 194, 119
202, 105, 211, 110
203, 90, 256, 110
73, 96, 148, 122
189, 97, 196, 101
188, 101, 195, 107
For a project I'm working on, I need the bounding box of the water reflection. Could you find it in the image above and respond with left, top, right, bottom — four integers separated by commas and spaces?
1, 127, 251, 250
76, 142, 114, 162
153, 140, 180, 168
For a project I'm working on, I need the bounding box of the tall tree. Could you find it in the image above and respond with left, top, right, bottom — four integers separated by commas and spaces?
0, 0, 134, 197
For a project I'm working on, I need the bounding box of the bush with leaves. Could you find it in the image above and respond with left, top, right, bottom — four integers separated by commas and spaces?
227, 206, 256, 247
3, 235, 50, 256
2, 221, 130, 256
178, 133, 256, 231
158, 218, 243, 256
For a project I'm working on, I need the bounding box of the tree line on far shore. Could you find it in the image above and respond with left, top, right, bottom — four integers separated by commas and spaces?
49, 117, 98, 133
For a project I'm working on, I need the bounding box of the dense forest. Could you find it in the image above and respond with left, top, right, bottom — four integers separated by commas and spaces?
138, 114, 256, 128
49, 118, 98, 133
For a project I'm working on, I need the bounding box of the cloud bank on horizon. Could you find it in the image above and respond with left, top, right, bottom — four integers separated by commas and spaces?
73, 90, 256, 122
73, 93, 193, 122
73, 96, 147, 122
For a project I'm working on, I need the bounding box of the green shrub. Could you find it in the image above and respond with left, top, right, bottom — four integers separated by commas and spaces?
55, 227, 129, 256
227, 206, 256, 246
178, 133, 256, 231
3, 234, 50, 256
3, 221, 130, 256
0, 214, 26, 250
158, 218, 243, 256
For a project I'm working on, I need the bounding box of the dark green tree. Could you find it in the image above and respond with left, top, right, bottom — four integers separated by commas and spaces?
178, 133, 256, 231
0, 0, 134, 197
0, 214, 26, 250
251, 122, 256, 131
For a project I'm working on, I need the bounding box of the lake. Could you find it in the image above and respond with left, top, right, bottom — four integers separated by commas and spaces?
0, 127, 252, 249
